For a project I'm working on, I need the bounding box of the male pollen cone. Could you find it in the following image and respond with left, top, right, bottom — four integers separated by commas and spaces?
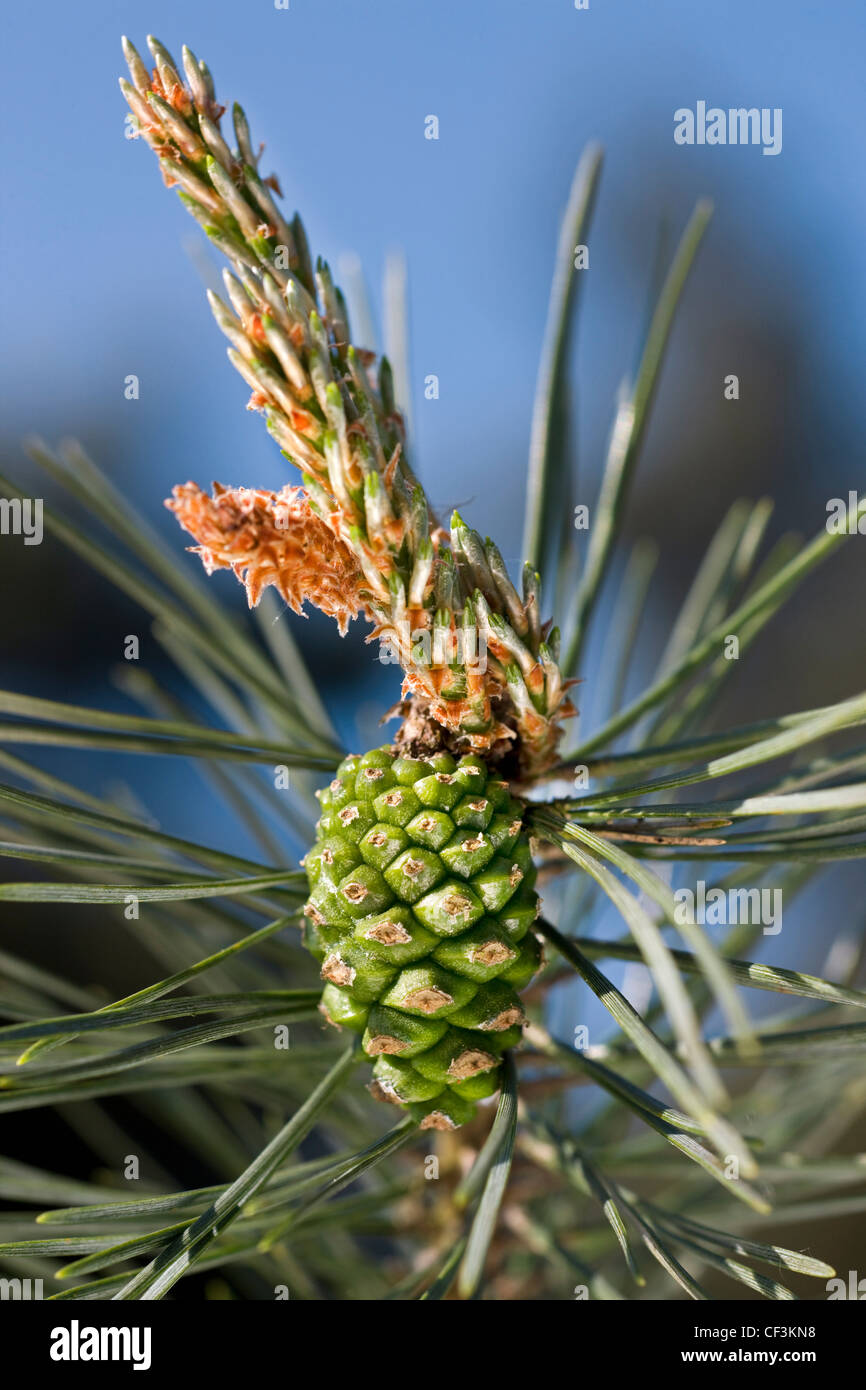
166, 481, 368, 633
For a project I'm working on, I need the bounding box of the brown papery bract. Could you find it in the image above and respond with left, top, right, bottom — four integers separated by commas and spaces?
166, 481, 370, 633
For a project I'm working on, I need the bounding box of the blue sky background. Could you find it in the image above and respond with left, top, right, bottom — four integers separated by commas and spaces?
2, 1, 864, 1035
3, 0, 864, 544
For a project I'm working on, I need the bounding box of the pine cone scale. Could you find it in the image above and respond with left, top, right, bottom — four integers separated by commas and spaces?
305, 746, 542, 1129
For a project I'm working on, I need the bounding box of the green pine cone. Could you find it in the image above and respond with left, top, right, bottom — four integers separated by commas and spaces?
302, 746, 543, 1129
